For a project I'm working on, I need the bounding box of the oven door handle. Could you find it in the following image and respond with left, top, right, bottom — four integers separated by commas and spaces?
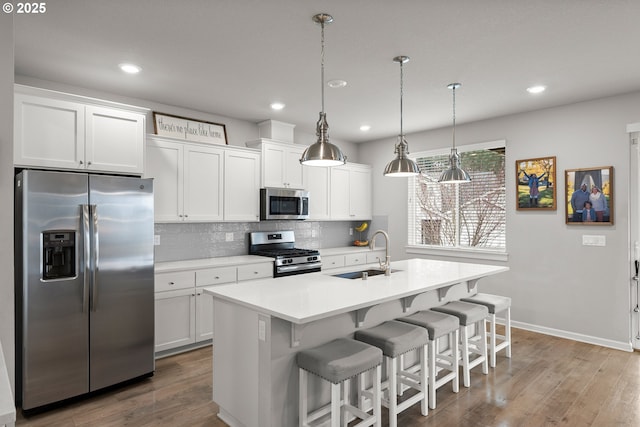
277, 261, 322, 273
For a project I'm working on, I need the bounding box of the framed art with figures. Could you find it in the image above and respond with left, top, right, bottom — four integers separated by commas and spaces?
565, 166, 613, 225
516, 156, 556, 210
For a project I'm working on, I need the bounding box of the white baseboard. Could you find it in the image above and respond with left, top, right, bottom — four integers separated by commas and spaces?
510, 320, 633, 352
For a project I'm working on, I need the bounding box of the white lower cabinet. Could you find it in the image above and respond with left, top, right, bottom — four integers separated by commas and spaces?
195, 290, 214, 342
155, 289, 196, 353
154, 261, 273, 355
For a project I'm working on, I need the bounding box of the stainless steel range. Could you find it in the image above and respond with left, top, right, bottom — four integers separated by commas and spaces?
249, 231, 321, 277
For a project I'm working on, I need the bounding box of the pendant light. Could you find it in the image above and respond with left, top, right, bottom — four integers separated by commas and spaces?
383, 56, 420, 177
438, 82, 471, 183
300, 13, 347, 167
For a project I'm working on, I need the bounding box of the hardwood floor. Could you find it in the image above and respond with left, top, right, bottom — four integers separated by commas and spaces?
16, 329, 640, 426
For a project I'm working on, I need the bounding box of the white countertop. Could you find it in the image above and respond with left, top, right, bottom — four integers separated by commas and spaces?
155, 255, 273, 273
204, 258, 508, 324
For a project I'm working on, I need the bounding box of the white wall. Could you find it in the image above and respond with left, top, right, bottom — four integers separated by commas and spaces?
359, 91, 640, 350
0, 12, 14, 390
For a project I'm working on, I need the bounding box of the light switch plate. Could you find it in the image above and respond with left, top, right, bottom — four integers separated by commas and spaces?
258, 320, 266, 341
582, 235, 606, 246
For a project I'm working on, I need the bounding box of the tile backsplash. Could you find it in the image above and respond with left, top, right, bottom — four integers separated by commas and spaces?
154, 219, 386, 262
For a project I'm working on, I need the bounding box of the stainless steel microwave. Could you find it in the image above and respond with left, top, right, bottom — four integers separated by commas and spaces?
260, 188, 309, 220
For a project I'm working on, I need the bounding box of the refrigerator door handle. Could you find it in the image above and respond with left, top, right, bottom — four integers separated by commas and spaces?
91, 204, 99, 312
82, 204, 91, 313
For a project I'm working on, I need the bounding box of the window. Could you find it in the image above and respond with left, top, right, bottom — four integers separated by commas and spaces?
408, 140, 506, 253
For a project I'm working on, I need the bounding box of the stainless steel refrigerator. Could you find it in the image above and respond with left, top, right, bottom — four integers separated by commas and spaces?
15, 170, 155, 411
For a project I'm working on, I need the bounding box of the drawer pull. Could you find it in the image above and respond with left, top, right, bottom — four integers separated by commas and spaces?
254, 271, 259, 274
168, 281, 175, 285
215, 276, 220, 280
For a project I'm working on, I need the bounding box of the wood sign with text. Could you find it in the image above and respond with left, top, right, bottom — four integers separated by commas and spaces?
153, 112, 227, 145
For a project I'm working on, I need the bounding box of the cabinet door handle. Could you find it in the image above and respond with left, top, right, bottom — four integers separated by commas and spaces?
87, 161, 92, 166
214, 276, 220, 280
79, 160, 84, 165
168, 281, 175, 285
184, 214, 189, 218
254, 271, 259, 274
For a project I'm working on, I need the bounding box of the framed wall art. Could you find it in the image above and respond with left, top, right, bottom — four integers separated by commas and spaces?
516, 156, 556, 210
565, 166, 613, 225
153, 112, 228, 145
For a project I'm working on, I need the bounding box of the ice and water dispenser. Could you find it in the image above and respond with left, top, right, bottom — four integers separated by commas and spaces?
42, 231, 76, 280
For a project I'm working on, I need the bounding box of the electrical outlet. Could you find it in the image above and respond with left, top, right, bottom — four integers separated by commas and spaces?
582, 235, 606, 246
311, 229, 317, 238
225, 232, 234, 242
349, 228, 353, 236
154, 235, 161, 246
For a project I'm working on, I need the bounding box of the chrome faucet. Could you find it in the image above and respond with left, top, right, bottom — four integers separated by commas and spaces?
369, 230, 391, 276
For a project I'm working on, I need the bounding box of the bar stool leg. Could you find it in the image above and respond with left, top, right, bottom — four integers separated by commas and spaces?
506, 307, 512, 358
419, 345, 428, 416
427, 339, 436, 410
388, 357, 398, 427
342, 379, 349, 426
451, 329, 459, 393
299, 368, 308, 426
373, 365, 382, 427
490, 312, 497, 367
480, 318, 489, 374
460, 325, 471, 387
330, 382, 340, 427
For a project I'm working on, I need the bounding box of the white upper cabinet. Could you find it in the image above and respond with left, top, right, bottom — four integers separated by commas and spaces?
146, 138, 183, 221
303, 165, 331, 220
224, 148, 261, 221
146, 136, 226, 222
330, 163, 372, 220
14, 88, 146, 174
84, 106, 145, 174
246, 139, 305, 188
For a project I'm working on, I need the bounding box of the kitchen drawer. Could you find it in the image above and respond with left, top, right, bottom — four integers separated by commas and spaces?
322, 255, 345, 270
196, 266, 237, 286
366, 250, 386, 264
155, 271, 195, 292
237, 263, 273, 281
345, 253, 366, 267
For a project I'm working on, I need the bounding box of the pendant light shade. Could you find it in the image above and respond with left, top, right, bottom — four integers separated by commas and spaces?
384, 56, 420, 177
438, 83, 471, 183
300, 13, 347, 167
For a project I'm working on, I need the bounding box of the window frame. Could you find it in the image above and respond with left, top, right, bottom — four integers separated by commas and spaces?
407, 139, 508, 262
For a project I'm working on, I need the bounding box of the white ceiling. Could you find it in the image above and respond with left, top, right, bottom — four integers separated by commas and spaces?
13, 0, 640, 143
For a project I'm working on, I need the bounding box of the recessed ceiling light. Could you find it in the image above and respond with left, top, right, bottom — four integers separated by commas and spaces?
360, 125, 371, 131
270, 102, 285, 110
526, 85, 546, 94
119, 63, 141, 74
327, 79, 347, 88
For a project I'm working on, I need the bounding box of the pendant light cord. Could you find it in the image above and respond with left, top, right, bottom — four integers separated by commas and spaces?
452, 85, 457, 150
399, 60, 404, 137
320, 20, 325, 114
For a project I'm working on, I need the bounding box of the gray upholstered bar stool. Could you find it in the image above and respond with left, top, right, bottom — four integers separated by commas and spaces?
398, 310, 460, 410
354, 320, 429, 427
461, 293, 512, 368
431, 301, 489, 387
297, 337, 383, 427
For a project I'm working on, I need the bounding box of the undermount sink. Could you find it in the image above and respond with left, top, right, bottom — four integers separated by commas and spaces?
332, 268, 400, 279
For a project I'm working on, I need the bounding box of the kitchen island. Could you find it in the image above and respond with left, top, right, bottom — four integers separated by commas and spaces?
205, 258, 508, 427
